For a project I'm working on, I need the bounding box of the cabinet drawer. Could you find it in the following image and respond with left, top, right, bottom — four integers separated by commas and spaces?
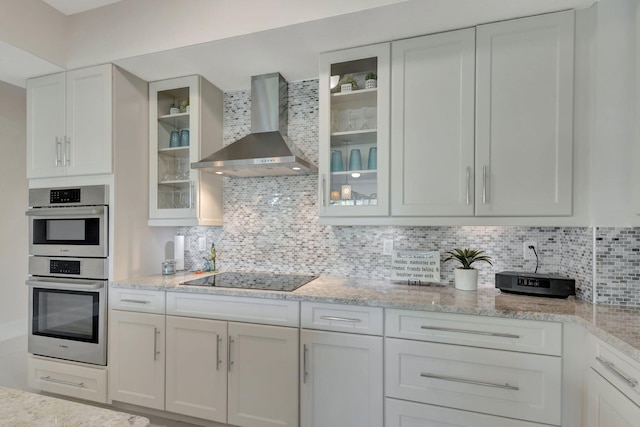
28, 355, 108, 403
385, 398, 550, 427
386, 309, 562, 355
109, 288, 165, 313
301, 302, 383, 335
587, 334, 640, 407
385, 338, 562, 425
166, 292, 300, 327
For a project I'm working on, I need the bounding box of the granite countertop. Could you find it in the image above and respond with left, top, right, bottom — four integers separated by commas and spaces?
113, 271, 640, 364
0, 386, 149, 427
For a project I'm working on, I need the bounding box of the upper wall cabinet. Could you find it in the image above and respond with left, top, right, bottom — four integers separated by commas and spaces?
27, 65, 113, 179
391, 28, 476, 217
318, 43, 391, 217
475, 11, 574, 216
148, 76, 223, 226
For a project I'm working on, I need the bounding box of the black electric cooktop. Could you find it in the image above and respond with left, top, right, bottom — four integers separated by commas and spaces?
180, 272, 318, 292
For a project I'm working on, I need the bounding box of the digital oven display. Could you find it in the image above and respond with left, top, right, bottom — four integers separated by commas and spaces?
517, 277, 551, 288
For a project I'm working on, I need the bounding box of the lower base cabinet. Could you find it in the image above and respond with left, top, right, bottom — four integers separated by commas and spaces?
385, 398, 551, 427
110, 308, 299, 427
109, 310, 165, 410
300, 329, 383, 427
585, 369, 640, 427
165, 316, 227, 423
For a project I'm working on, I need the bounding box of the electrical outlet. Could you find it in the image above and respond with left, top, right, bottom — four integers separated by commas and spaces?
383, 239, 394, 256
523, 241, 537, 260
198, 237, 207, 251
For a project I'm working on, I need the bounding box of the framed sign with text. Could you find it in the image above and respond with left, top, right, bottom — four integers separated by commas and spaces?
391, 250, 440, 283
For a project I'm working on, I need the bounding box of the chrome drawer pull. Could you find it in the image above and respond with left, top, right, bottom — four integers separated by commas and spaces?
596, 357, 638, 388
420, 325, 520, 339
120, 299, 151, 304
153, 328, 160, 361
421, 373, 519, 391
40, 376, 85, 388
216, 335, 221, 371
320, 316, 362, 323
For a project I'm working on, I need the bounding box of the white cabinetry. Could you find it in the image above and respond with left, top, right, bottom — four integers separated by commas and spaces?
586, 369, 640, 427
585, 333, 640, 426
475, 11, 574, 216
391, 28, 476, 216
165, 316, 227, 423
149, 75, 223, 226
300, 303, 383, 427
318, 43, 390, 217
109, 290, 299, 426
109, 309, 165, 410
27, 64, 112, 179
385, 309, 563, 426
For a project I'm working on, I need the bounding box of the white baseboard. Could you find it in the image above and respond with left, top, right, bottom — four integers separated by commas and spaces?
0, 319, 27, 341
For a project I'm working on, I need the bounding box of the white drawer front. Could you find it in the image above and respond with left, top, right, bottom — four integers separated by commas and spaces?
167, 292, 300, 327
28, 355, 108, 404
385, 338, 562, 425
588, 334, 640, 406
385, 398, 550, 427
301, 302, 383, 335
386, 309, 562, 356
109, 288, 165, 313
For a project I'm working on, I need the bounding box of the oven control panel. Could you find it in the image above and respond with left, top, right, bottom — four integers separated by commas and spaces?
50, 188, 81, 204
50, 260, 81, 275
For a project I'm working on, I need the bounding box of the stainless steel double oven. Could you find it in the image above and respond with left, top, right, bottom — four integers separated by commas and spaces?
26, 185, 109, 365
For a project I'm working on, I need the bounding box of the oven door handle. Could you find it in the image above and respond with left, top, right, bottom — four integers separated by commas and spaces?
26, 279, 105, 290
25, 206, 105, 217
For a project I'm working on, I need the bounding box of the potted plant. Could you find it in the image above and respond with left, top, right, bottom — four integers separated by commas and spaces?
338, 74, 358, 92
365, 72, 377, 89
169, 103, 180, 115
443, 248, 493, 291
180, 99, 190, 113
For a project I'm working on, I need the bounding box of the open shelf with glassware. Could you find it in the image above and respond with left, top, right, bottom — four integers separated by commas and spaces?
149, 75, 224, 226
319, 43, 390, 217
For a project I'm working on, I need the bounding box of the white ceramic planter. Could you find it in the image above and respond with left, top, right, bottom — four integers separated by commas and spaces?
454, 268, 478, 291
341, 83, 353, 92
365, 79, 377, 89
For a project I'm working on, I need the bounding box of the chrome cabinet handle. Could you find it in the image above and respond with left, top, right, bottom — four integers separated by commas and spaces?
120, 299, 150, 304
216, 334, 221, 371
228, 336, 234, 372
596, 357, 638, 388
303, 344, 309, 384
190, 181, 195, 209
55, 137, 63, 166
321, 174, 327, 208
466, 166, 470, 205
153, 328, 160, 361
420, 325, 520, 339
482, 165, 487, 204
320, 316, 362, 323
64, 136, 70, 166
40, 376, 84, 388
421, 373, 519, 391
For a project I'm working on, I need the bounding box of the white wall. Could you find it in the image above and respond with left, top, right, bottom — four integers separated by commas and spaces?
0, 0, 67, 67
65, 0, 406, 69
0, 81, 28, 338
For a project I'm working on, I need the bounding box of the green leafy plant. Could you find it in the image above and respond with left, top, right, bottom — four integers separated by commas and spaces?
443, 248, 492, 270
365, 72, 377, 81
338, 74, 358, 90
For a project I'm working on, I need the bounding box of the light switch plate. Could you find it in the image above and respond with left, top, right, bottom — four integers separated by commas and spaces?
198, 237, 207, 251
383, 239, 394, 256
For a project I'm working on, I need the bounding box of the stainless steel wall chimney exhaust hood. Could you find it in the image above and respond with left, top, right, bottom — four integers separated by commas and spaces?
191, 73, 317, 177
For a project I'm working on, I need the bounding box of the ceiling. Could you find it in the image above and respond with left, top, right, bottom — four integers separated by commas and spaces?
43, 0, 123, 15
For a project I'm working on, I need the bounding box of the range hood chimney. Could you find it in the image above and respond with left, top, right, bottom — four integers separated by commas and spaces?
191, 72, 317, 177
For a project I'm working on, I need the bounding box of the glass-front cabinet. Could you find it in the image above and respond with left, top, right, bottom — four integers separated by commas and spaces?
318, 43, 390, 217
149, 76, 223, 226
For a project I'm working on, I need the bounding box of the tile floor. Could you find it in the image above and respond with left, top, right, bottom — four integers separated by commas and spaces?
0, 334, 201, 427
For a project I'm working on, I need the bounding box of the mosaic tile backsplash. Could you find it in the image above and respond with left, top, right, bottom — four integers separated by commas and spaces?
177, 79, 640, 307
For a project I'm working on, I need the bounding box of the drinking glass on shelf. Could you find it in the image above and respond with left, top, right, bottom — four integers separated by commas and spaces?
361, 107, 377, 130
